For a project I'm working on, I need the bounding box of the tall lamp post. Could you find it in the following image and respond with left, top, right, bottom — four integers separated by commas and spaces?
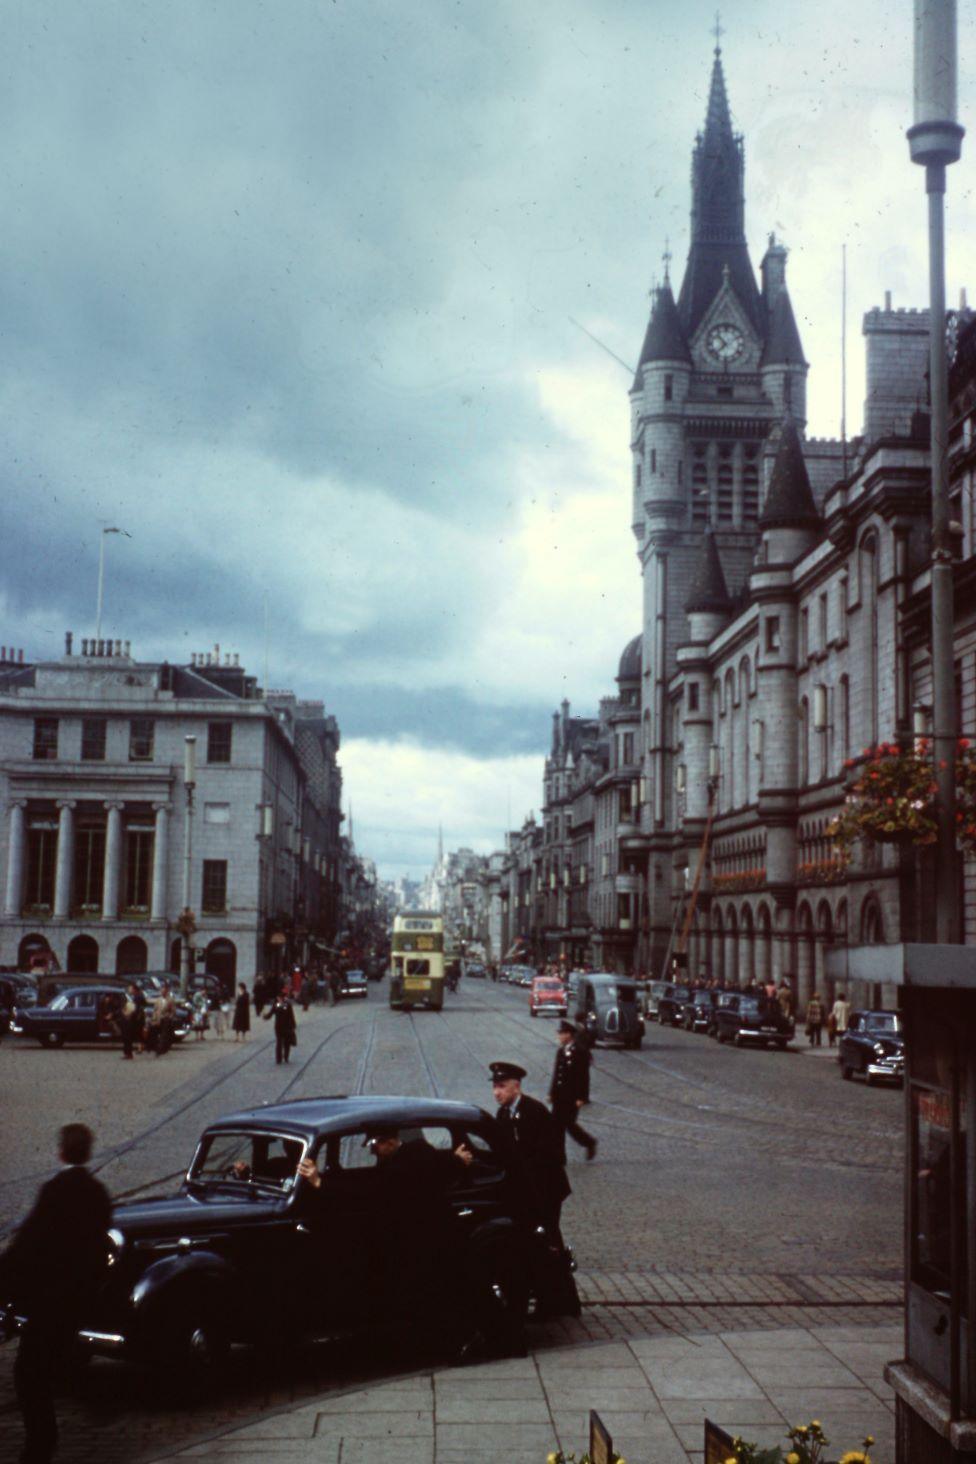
908, 0, 965, 943
179, 736, 197, 998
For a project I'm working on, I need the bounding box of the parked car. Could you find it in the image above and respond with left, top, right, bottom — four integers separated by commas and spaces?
657, 984, 692, 1027
529, 976, 568, 1018
707, 990, 737, 1038
645, 980, 670, 1022
465, 962, 487, 979
4, 1096, 580, 1390
14, 984, 190, 1048
576, 975, 645, 1048
340, 969, 369, 999
714, 993, 794, 1049
838, 1009, 904, 1085
683, 989, 715, 1033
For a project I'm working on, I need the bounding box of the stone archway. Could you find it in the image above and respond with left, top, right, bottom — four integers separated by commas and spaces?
796, 902, 815, 1010
67, 934, 99, 974
724, 904, 738, 987
712, 907, 724, 985
205, 938, 237, 998
739, 904, 755, 986
18, 933, 53, 973
816, 901, 834, 1005
755, 903, 772, 987
116, 935, 148, 976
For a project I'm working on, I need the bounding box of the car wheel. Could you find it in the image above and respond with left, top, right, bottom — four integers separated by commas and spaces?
774, 1040, 787, 1051
530, 1008, 537, 1018
629, 1033, 643, 1049
42, 1032, 64, 1049
160, 1304, 229, 1398
734, 1032, 745, 1047
841, 1062, 853, 1080
865, 1070, 876, 1087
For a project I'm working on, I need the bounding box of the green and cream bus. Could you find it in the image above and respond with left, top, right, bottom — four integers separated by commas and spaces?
389, 911, 445, 1011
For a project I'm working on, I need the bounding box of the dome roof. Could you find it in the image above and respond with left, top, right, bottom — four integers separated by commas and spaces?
617, 634, 642, 683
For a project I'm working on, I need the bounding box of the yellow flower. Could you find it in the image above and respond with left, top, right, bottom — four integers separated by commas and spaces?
838, 1454, 867, 1464
547, 1454, 560, 1464
786, 1453, 801, 1463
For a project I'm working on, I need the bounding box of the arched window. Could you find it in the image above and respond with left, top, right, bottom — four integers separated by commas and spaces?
798, 697, 810, 785
859, 534, 879, 745
839, 674, 850, 767
116, 936, 148, 976
18, 933, 53, 973
67, 934, 99, 974
860, 896, 884, 945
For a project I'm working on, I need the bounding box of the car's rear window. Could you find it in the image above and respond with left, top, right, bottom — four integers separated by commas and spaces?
537, 980, 563, 992
864, 1013, 902, 1034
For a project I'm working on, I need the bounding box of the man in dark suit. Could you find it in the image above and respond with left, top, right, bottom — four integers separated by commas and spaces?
549, 1020, 597, 1162
263, 992, 297, 1064
0, 1123, 112, 1464
490, 1061, 570, 1243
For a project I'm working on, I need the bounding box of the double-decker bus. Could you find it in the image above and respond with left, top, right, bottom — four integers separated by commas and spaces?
389, 911, 445, 1011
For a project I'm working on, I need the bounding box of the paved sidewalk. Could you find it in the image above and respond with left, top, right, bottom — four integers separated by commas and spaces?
156, 1320, 900, 1464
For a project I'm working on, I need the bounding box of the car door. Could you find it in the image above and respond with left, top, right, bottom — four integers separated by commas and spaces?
59, 989, 99, 1041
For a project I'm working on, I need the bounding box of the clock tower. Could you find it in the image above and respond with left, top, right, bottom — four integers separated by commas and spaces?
630, 37, 808, 972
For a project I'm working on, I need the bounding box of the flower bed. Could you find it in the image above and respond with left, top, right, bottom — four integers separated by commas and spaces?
713, 867, 766, 893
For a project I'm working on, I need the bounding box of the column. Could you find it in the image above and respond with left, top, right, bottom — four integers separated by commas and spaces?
53, 800, 76, 918
102, 802, 123, 920
151, 803, 170, 920
4, 800, 27, 915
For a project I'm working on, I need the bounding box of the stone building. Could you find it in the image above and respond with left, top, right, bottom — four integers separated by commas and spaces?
0, 636, 345, 985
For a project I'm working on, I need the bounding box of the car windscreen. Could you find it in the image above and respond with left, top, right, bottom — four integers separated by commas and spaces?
738, 997, 763, 1015
190, 1131, 305, 1192
864, 1013, 902, 1034
536, 980, 563, 992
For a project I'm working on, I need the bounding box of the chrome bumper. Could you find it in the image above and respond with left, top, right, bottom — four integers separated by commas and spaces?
866, 1060, 904, 1080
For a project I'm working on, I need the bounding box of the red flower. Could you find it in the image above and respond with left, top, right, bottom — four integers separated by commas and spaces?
959, 738, 970, 750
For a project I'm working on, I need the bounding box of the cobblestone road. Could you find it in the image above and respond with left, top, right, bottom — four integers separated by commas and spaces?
0, 976, 904, 1461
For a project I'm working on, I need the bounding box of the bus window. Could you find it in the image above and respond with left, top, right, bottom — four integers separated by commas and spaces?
406, 959, 430, 977
393, 956, 404, 975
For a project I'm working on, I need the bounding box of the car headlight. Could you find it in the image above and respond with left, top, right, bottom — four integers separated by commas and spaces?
107, 1227, 125, 1266
874, 1043, 886, 1057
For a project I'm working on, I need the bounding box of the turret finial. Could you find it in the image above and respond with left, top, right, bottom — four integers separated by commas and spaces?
712, 10, 723, 56
662, 237, 672, 286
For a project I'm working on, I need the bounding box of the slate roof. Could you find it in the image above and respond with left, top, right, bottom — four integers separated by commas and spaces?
684, 527, 732, 614
762, 288, 806, 366
634, 284, 691, 386
758, 416, 821, 529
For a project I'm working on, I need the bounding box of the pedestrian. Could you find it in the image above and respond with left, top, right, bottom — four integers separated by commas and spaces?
120, 982, 144, 1060
0, 1123, 112, 1464
232, 982, 251, 1042
191, 989, 209, 1040
549, 1020, 597, 1162
253, 973, 266, 1018
300, 975, 312, 1013
805, 990, 824, 1047
490, 1060, 570, 1244
776, 978, 794, 1020
148, 983, 175, 1056
329, 966, 341, 1007
208, 984, 226, 1040
264, 990, 297, 1063
829, 989, 851, 1047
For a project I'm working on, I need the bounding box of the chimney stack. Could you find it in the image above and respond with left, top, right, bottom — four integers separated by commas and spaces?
65, 631, 73, 656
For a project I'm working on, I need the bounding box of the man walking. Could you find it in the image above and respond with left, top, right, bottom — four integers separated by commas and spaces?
264, 990, 297, 1064
490, 1061, 570, 1243
549, 1021, 597, 1162
0, 1124, 111, 1464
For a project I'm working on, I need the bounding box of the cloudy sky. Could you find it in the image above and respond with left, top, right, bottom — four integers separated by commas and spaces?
2, 0, 975, 879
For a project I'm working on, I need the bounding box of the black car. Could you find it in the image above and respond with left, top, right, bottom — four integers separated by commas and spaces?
5, 1096, 579, 1390
657, 984, 692, 1026
714, 993, 795, 1049
14, 984, 190, 1048
339, 969, 369, 999
683, 989, 715, 1033
838, 1009, 904, 1085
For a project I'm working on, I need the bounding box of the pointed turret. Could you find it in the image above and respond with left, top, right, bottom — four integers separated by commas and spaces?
760, 235, 806, 368
684, 527, 732, 614
633, 281, 691, 388
677, 44, 763, 338
759, 416, 819, 529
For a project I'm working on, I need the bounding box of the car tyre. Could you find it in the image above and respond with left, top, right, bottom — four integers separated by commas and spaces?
42, 1032, 64, 1049
160, 1304, 229, 1399
530, 1008, 537, 1018
774, 1039, 788, 1051
734, 1032, 745, 1048
840, 1061, 853, 1080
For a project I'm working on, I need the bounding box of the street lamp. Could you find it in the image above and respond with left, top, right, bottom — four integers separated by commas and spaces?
907, 0, 965, 943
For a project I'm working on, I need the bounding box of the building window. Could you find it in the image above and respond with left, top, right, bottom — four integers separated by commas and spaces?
204, 802, 231, 825
622, 732, 635, 764
765, 616, 781, 653
25, 819, 57, 909
819, 593, 828, 651
202, 860, 228, 913
129, 719, 155, 762
32, 718, 58, 761
635, 461, 642, 488
651, 448, 657, 473
664, 374, 673, 402
742, 447, 760, 520
799, 607, 809, 661
124, 825, 154, 911
799, 697, 809, 784
207, 721, 233, 764
688, 682, 700, 711
717, 457, 734, 523
72, 822, 106, 913
839, 675, 850, 765
81, 718, 107, 762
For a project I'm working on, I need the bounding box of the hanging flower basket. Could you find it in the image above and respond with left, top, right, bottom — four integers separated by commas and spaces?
828, 739, 976, 854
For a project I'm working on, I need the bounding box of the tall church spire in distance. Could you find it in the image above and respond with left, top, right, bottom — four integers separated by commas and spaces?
677, 26, 763, 338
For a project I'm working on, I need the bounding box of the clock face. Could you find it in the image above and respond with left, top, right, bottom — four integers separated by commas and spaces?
706, 323, 745, 363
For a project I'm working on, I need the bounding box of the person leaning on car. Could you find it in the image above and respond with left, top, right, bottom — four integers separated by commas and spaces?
0, 1123, 112, 1464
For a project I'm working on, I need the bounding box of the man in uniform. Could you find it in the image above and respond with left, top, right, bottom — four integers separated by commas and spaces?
0, 1124, 112, 1464
549, 1020, 597, 1162
489, 1060, 570, 1243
